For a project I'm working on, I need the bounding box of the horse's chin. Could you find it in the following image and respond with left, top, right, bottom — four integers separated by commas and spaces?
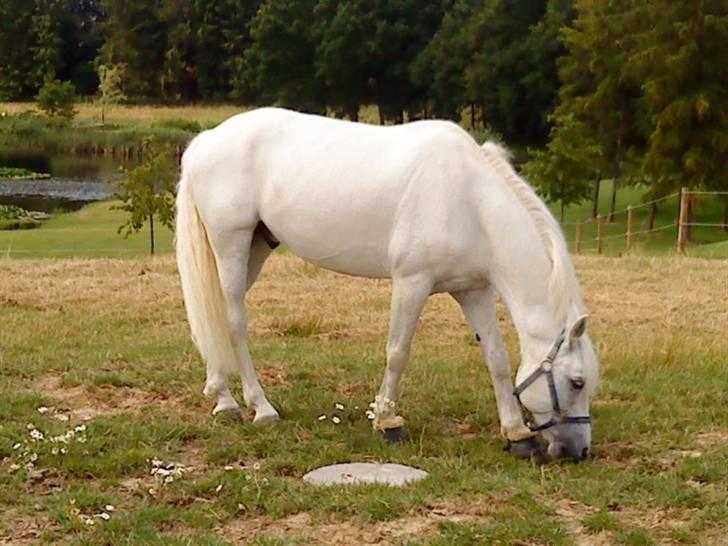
546, 439, 590, 462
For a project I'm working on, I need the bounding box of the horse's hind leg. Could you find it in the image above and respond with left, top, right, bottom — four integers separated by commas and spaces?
451, 287, 534, 442
210, 229, 279, 423
247, 224, 276, 290
372, 275, 432, 437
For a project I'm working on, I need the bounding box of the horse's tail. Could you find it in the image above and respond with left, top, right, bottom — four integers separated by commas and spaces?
176, 160, 238, 389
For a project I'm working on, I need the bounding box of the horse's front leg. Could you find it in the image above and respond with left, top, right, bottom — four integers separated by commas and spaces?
451, 288, 538, 447
372, 275, 432, 441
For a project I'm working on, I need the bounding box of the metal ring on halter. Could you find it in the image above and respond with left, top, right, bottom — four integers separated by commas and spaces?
512, 329, 592, 432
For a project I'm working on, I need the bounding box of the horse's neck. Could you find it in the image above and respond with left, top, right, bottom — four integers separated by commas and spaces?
492, 265, 560, 358
482, 207, 565, 360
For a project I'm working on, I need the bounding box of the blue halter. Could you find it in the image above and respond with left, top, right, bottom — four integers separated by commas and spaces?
512, 330, 592, 432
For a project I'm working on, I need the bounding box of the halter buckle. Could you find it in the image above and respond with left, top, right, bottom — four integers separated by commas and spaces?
512, 329, 591, 432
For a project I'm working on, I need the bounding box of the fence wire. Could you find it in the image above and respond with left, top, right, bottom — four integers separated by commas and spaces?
568, 189, 727, 254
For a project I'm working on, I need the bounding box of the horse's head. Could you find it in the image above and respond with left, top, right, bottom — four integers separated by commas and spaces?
513, 315, 599, 461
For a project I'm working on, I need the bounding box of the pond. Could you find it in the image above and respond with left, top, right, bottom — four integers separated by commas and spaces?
0, 151, 133, 212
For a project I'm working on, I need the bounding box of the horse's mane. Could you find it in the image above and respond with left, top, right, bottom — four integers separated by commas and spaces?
480, 141, 585, 324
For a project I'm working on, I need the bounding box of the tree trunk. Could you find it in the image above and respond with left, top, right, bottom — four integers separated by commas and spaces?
591, 177, 601, 219
471, 104, 475, 129
723, 195, 728, 231
378, 106, 385, 125
648, 202, 658, 231
608, 179, 618, 223
149, 214, 155, 256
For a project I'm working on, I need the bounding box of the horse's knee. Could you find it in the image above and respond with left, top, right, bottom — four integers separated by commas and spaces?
386, 346, 409, 368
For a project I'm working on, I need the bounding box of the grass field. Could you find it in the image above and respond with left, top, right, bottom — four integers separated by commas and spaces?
2, 188, 726, 259
0, 103, 385, 129
1, 252, 726, 545
0, 201, 174, 258
559, 182, 728, 258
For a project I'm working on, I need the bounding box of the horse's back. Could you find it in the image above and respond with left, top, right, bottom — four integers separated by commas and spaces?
183, 108, 485, 277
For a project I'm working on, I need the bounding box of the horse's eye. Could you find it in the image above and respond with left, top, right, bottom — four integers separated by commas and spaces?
570, 377, 585, 390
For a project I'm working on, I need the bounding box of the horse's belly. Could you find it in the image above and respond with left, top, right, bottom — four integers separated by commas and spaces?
295, 242, 391, 278
261, 198, 394, 278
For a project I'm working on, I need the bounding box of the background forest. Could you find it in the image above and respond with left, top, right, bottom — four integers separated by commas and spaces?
0, 0, 726, 211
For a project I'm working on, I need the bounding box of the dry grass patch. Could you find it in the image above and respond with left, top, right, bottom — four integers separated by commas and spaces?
1, 252, 726, 545
218, 497, 494, 546
0, 102, 246, 126
32, 373, 189, 422
553, 499, 612, 546
0, 508, 57, 546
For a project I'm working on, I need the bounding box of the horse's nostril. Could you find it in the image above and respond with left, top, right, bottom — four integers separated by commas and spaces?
581, 447, 589, 460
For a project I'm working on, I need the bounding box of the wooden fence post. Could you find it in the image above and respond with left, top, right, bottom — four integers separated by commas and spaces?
626, 205, 634, 252
596, 214, 603, 255
575, 220, 583, 254
677, 187, 689, 254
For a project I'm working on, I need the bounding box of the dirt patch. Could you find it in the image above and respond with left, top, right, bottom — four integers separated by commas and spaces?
257, 362, 289, 388
695, 430, 728, 447
0, 508, 57, 546
553, 499, 613, 546
218, 498, 492, 545
619, 506, 696, 534
33, 373, 182, 422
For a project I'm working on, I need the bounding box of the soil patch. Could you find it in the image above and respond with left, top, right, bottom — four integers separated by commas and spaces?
33, 373, 184, 422
218, 498, 492, 545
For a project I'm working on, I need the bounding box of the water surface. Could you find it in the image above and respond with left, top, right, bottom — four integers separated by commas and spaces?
0, 151, 132, 212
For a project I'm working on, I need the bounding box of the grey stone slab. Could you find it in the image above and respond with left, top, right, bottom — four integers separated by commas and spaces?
303, 463, 429, 486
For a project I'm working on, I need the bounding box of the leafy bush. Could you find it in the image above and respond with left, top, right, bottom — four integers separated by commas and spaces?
0, 167, 49, 179
35, 79, 77, 121
0, 204, 30, 220
0, 217, 40, 230
0, 205, 40, 230
151, 118, 201, 133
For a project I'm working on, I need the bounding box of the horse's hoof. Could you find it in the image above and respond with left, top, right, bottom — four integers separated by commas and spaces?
382, 426, 406, 443
253, 411, 281, 425
508, 437, 547, 462
214, 408, 244, 423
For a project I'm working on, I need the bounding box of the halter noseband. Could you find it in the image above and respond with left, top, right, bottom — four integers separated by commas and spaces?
512, 330, 592, 432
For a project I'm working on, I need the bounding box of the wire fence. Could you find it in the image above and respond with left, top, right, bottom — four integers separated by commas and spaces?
1, 188, 726, 258
566, 188, 727, 256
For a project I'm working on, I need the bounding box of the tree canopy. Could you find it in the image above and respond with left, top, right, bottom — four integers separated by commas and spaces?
0, 0, 724, 205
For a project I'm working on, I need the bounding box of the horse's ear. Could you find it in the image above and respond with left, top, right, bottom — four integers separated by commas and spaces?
568, 314, 589, 346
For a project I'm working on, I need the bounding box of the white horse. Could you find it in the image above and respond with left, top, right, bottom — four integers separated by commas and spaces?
176, 108, 599, 461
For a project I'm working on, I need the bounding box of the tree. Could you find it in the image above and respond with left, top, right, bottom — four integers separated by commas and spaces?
98, 0, 166, 99
0, 0, 65, 99
242, 0, 326, 113
114, 139, 177, 255
36, 79, 77, 121
57, 0, 107, 96
411, 0, 480, 121
464, 0, 573, 145
96, 63, 126, 124
367, 0, 446, 123
633, 0, 727, 196
313, 0, 377, 120
523, 113, 601, 221
534, 0, 649, 220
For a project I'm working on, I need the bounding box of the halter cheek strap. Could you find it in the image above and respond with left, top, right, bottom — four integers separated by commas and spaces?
512, 330, 592, 432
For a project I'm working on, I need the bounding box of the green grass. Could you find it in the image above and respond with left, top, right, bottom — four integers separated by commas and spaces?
0, 254, 726, 545
0, 201, 173, 257
1, 182, 726, 259
0, 166, 49, 179
556, 181, 728, 257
